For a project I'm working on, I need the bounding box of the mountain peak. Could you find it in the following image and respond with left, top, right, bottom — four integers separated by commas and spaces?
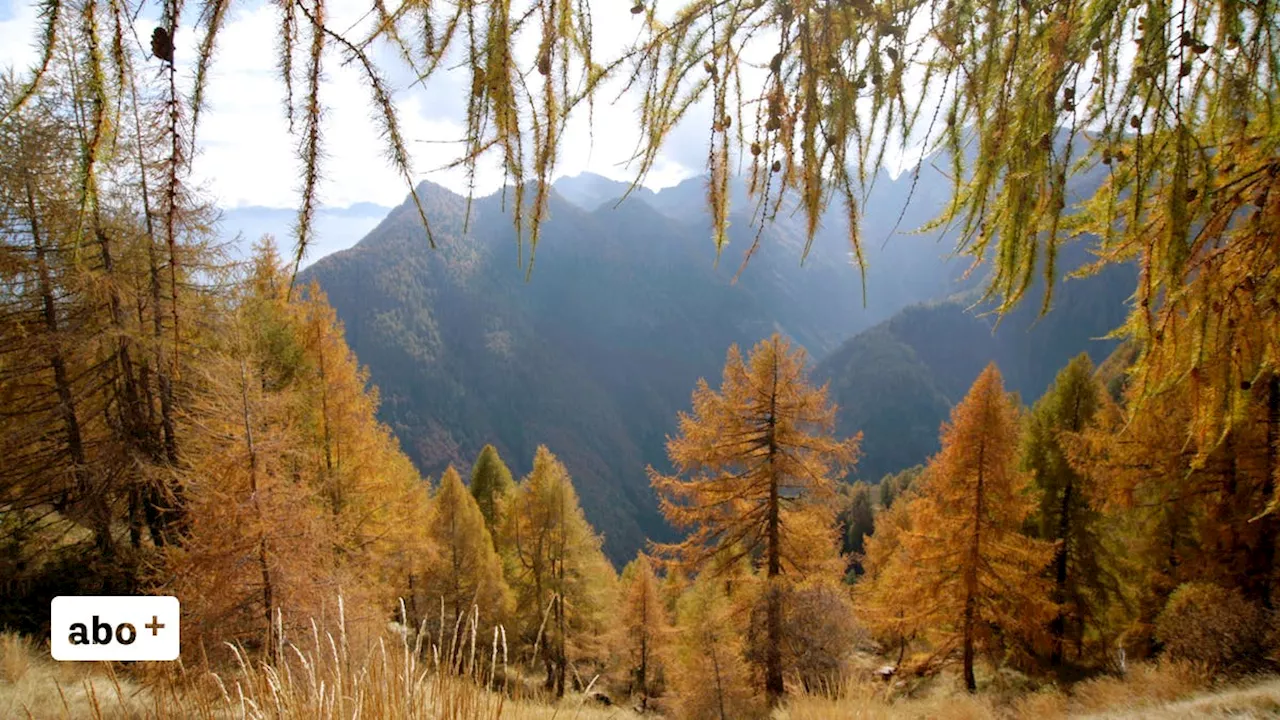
552, 172, 655, 212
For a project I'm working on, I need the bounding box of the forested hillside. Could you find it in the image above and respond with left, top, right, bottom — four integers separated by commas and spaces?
816, 242, 1136, 482
298, 170, 968, 561
298, 159, 1129, 559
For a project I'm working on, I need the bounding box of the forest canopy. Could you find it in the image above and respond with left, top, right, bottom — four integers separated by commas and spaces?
3, 0, 1275, 503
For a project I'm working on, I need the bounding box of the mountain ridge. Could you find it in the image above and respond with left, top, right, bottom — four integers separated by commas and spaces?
299, 159, 1128, 563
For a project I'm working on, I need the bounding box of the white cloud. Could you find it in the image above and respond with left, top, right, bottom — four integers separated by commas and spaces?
0, 0, 702, 211
1, 0, 928, 213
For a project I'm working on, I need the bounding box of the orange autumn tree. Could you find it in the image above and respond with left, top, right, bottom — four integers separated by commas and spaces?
616, 552, 668, 711
861, 363, 1053, 691
416, 465, 511, 668
650, 333, 860, 703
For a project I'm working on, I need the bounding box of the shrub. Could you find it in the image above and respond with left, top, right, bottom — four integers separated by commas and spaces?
1155, 583, 1266, 676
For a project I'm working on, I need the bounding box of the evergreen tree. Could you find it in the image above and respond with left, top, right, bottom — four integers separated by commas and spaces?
1066, 368, 1277, 656
669, 574, 764, 720
616, 552, 667, 710
501, 445, 616, 697
860, 364, 1053, 691
417, 465, 511, 667
1023, 354, 1119, 666
650, 333, 860, 703
837, 482, 875, 578
877, 465, 922, 511
470, 444, 514, 535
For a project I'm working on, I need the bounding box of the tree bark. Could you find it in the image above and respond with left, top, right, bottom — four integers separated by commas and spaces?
1259, 375, 1280, 609
239, 359, 275, 657
26, 180, 111, 557
964, 425, 987, 693
764, 343, 785, 703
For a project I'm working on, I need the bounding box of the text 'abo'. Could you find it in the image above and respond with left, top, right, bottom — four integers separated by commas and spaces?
51, 596, 180, 661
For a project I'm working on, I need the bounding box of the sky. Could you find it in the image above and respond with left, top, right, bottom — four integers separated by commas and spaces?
0, 0, 707, 211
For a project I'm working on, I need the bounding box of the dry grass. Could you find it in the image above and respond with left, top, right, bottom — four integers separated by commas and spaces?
6, 618, 1279, 719
778, 662, 1280, 720
0, 613, 639, 720
1080, 678, 1280, 719
0, 632, 158, 719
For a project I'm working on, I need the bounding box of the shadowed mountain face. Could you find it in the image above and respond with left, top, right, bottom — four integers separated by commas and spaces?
298, 157, 1130, 564
297, 168, 973, 563
814, 243, 1136, 484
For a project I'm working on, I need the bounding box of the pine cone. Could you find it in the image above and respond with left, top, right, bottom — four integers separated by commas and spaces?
151, 27, 174, 64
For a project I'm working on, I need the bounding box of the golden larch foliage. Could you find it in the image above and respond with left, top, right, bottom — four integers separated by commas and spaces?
615, 552, 668, 710
499, 445, 617, 698
415, 465, 512, 668
668, 574, 765, 720
650, 333, 859, 702
859, 363, 1053, 691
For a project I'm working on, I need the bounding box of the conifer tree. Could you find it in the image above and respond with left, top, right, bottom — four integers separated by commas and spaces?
837, 482, 876, 578
616, 553, 667, 710
1066, 368, 1277, 655
669, 574, 764, 720
292, 281, 435, 627
862, 364, 1053, 691
470, 444, 514, 535
169, 295, 331, 657
417, 465, 511, 668
651, 334, 858, 701
1023, 354, 1119, 666
856, 495, 922, 668
501, 445, 616, 697
165, 241, 433, 659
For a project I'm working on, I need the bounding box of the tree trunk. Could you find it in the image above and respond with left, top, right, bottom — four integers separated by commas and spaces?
964, 429, 987, 693
132, 78, 184, 547
963, 596, 977, 692
1259, 375, 1280, 610
710, 646, 727, 720
1050, 480, 1072, 666
239, 359, 275, 657
764, 346, 785, 703
317, 337, 339, 512
26, 181, 111, 556
638, 595, 649, 711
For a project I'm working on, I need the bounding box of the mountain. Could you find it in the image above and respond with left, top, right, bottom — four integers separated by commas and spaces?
298, 167, 973, 563
814, 241, 1136, 483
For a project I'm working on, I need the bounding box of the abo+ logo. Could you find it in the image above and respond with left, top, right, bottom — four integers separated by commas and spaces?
51, 596, 180, 661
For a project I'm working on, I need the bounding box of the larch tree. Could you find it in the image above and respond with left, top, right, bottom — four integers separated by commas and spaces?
470, 444, 515, 536
855, 494, 922, 669
1022, 354, 1120, 666
417, 465, 512, 669
168, 257, 332, 658
1, 67, 213, 624
1066, 363, 1278, 655
616, 552, 668, 711
650, 333, 859, 702
500, 445, 616, 697
869, 363, 1053, 692
165, 240, 434, 660
293, 281, 434, 629
669, 574, 764, 720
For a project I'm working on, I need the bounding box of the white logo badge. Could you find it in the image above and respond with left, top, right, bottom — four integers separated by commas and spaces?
51, 596, 180, 661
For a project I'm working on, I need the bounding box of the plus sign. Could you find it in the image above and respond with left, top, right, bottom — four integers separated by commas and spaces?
146, 616, 165, 636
